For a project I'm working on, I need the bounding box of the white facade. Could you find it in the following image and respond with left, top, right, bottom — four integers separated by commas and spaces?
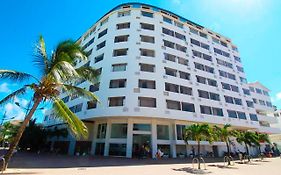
44, 3, 280, 158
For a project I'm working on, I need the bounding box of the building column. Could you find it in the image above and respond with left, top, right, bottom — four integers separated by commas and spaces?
126, 118, 133, 158
169, 123, 176, 158
104, 120, 111, 156
68, 140, 76, 155
90, 122, 98, 155
151, 119, 157, 158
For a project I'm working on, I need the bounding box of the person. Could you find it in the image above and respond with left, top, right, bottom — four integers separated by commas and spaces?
191, 146, 195, 158
156, 148, 164, 159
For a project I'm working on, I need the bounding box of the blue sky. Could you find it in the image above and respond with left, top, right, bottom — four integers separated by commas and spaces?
0, 0, 281, 122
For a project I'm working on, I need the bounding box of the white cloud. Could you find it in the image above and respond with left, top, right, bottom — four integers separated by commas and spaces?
2, 97, 32, 121
172, 0, 182, 5
0, 83, 11, 93
276, 92, 281, 100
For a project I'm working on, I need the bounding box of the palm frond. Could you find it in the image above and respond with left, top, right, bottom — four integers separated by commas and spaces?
0, 70, 39, 82
48, 61, 80, 83
33, 35, 49, 75
75, 66, 100, 84
0, 86, 28, 106
62, 84, 99, 102
52, 98, 88, 138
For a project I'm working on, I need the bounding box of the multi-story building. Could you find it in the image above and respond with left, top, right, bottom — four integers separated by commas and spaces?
43, 3, 280, 158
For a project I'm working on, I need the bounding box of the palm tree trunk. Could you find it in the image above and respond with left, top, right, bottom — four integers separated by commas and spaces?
245, 144, 250, 161
2, 97, 42, 171
226, 141, 231, 165
197, 140, 201, 169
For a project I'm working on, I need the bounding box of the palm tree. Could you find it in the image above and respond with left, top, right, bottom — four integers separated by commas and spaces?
213, 124, 235, 165
255, 133, 270, 155
234, 131, 258, 162
0, 36, 99, 170
0, 121, 19, 147
184, 124, 214, 169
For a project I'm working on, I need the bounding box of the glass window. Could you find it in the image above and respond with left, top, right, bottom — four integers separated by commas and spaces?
200, 105, 212, 115
140, 35, 155, 43
97, 123, 107, 139
98, 29, 107, 38
87, 100, 97, 109
166, 100, 181, 110
180, 86, 192, 95
113, 48, 128, 56
108, 96, 125, 107
243, 88, 251, 95
118, 10, 131, 17
165, 83, 179, 93
237, 112, 247, 120
141, 11, 153, 18
114, 35, 129, 43
139, 79, 156, 89
95, 54, 104, 63
140, 63, 155, 72
96, 41, 106, 50
109, 143, 126, 156
140, 23, 154, 30
89, 83, 100, 92
212, 107, 223, 116
138, 97, 156, 108
157, 125, 169, 140
250, 114, 258, 121
117, 22, 130, 29
109, 79, 126, 88
176, 125, 186, 140
163, 16, 172, 24
228, 110, 237, 118
140, 48, 155, 57
182, 102, 195, 112
111, 123, 127, 138
133, 124, 151, 131
112, 63, 127, 72
198, 90, 209, 99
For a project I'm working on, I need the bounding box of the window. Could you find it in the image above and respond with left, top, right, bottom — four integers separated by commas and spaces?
237, 112, 247, 120
253, 98, 257, 104
96, 41, 106, 50
176, 125, 186, 140
194, 62, 214, 73
234, 56, 241, 62
192, 50, 212, 62
118, 10, 130, 17
196, 75, 217, 87
112, 63, 127, 72
133, 124, 151, 131
224, 96, 242, 105
196, 75, 206, 84
178, 57, 188, 65
163, 16, 172, 24
140, 23, 154, 30
100, 17, 108, 26
113, 48, 128, 56
207, 79, 217, 87
237, 66, 244, 73
109, 96, 125, 107
140, 35, 155, 43
190, 27, 198, 35
259, 100, 266, 106
97, 123, 107, 139
180, 86, 192, 95
200, 105, 212, 115
140, 63, 155, 72
69, 103, 83, 113
198, 90, 220, 101
141, 11, 153, 18
216, 58, 233, 68
82, 37, 95, 50
255, 88, 262, 94
190, 38, 209, 50
157, 125, 169, 140
164, 53, 176, 62
246, 101, 254, 108
174, 21, 183, 28
87, 100, 97, 109
175, 32, 186, 41
109, 79, 126, 88
243, 88, 251, 95
89, 83, 100, 92
219, 70, 236, 80
228, 110, 237, 118
220, 41, 227, 47
139, 79, 156, 89
232, 46, 238, 52
198, 90, 209, 99
165, 67, 177, 76
98, 29, 107, 38
212, 107, 223, 117
214, 48, 230, 58
175, 44, 187, 52
114, 35, 129, 43
249, 87, 255, 92
140, 48, 155, 57
266, 101, 272, 107
182, 102, 195, 112
179, 71, 190, 80
263, 90, 269, 96
240, 77, 247, 84
163, 40, 175, 48
166, 100, 181, 110
210, 92, 220, 101
212, 37, 220, 44
162, 27, 174, 37
111, 124, 127, 138
95, 54, 104, 63
62, 96, 69, 103
165, 83, 179, 93
250, 114, 258, 121
138, 97, 156, 108
117, 22, 130, 29
109, 144, 126, 156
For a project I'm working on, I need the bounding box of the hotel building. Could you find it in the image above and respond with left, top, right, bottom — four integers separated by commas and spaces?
44, 3, 280, 158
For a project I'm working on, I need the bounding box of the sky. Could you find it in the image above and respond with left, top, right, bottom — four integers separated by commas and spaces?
0, 0, 281, 123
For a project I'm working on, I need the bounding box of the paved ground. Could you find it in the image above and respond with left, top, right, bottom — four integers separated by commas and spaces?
3, 153, 281, 175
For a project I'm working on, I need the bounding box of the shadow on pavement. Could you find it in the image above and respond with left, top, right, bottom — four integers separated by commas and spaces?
172, 167, 212, 174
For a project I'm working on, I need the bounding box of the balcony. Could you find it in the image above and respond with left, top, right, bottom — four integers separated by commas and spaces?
257, 114, 278, 124
258, 126, 281, 134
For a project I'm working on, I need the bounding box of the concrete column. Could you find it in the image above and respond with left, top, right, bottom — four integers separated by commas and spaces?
151, 119, 157, 158
126, 119, 133, 158
68, 140, 76, 155
169, 123, 177, 158
104, 120, 111, 156
90, 122, 98, 155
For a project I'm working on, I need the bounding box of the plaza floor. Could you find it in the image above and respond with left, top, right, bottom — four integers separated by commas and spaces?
4, 153, 281, 175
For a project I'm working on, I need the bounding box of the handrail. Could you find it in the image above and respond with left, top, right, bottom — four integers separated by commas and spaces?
192, 156, 206, 170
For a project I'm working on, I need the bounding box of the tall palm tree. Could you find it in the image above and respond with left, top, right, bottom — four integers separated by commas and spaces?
184, 124, 214, 169
255, 133, 270, 154
213, 124, 235, 165
234, 131, 258, 161
0, 36, 99, 170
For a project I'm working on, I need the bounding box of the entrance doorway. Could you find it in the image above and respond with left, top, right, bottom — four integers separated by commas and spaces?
132, 134, 151, 158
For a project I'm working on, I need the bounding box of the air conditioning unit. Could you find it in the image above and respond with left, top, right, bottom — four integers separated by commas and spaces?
162, 60, 167, 63
123, 107, 129, 112
133, 88, 140, 93
163, 91, 169, 96
136, 16, 140, 19
135, 71, 140, 75
134, 107, 140, 112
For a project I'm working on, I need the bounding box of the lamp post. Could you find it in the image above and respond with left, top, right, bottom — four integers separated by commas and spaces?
14, 102, 44, 119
